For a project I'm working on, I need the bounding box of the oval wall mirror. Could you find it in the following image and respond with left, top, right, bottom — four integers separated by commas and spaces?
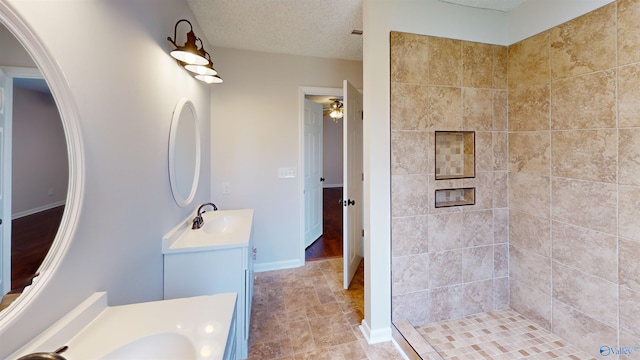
0, 0, 83, 326
168, 98, 201, 207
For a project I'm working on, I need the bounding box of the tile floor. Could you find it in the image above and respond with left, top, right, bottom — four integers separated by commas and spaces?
248, 258, 405, 360
416, 310, 596, 360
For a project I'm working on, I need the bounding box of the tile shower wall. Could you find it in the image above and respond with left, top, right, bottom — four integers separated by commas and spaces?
390, 32, 510, 326
508, 1, 640, 358
391, 1, 640, 357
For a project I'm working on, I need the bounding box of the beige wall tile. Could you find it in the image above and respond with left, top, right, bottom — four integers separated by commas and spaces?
428, 177, 465, 214
463, 41, 493, 88
392, 290, 430, 326
462, 210, 493, 247
510, 210, 551, 257
463, 171, 494, 210
392, 253, 429, 295
510, 278, 551, 330
493, 171, 508, 208
552, 178, 617, 235
391, 174, 429, 217
428, 37, 461, 86
509, 245, 551, 294
618, 0, 640, 66
509, 172, 550, 217
429, 285, 464, 322
618, 64, 640, 127
391, 83, 430, 131
494, 243, 508, 277
463, 245, 494, 282
492, 45, 508, 90
493, 132, 507, 171
462, 88, 493, 131
391, 215, 428, 257
493, 208, 509, 244
428, 212, 463, 251
552, 263, 617, 326
508, 31, 550, 88
552, 221, 618, 283
620, 238, 640, 292
552, 300, 618, 359
551, 129, 617, 183
493, 90, 508, 131
391, 130, 429, 175
551, 70, 616, 130
618, 185, 640, 242
508, 132, 550, 175
493, 277, 509, 310
619, 129, 640, 186
620, 286, 640, 338
475, 131, 493, 172
508, 84, 550, 131
428, 86, 462, 131
429, 250, 462, 288
390, 31, 429, 84
550, 3, 617, 79
463, 279, 494, 315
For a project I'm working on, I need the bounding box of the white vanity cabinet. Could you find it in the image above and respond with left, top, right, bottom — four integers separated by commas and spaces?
162, 209, 254, 360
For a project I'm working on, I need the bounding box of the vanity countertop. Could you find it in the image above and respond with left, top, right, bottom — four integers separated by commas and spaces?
162, 208, 253, 254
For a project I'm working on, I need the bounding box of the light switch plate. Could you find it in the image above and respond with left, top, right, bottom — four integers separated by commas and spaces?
278, 167, 296, 178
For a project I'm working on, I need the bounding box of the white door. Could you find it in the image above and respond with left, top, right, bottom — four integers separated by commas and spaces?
343, 80, 363, 289
0, 68, 12, 297
303, 99, 323, 248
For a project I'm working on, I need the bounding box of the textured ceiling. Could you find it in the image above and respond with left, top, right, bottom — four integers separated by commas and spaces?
186, 0, 527, 62
186, 0, 363, 61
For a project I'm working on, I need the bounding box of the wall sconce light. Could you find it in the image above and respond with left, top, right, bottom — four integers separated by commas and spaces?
167, 19, 223, 84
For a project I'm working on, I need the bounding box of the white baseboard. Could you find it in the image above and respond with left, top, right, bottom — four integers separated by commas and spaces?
359, 319, 392, 344
12, 200, 66, 220
254, 258, 304, 273
323, 184, 343, 188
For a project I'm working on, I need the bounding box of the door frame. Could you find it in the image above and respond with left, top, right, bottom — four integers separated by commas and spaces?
298, 86, 342, 264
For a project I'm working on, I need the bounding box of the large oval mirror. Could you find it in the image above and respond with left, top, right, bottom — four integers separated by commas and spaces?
168, 98, 200, 207
0, 12, 80, 315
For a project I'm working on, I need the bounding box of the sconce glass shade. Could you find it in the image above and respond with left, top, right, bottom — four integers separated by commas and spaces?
196, 74, 224, 84
184, 63, 218, 76
329, 109, 344, 119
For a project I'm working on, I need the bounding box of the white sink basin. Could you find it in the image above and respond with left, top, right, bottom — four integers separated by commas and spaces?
10, 292, 237, 360
102, 333, 197, 359
162, 208, 253, 253
202, 214, 242, 234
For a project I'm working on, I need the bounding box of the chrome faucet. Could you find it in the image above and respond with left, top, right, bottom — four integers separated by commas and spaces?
192, 202, 218, 229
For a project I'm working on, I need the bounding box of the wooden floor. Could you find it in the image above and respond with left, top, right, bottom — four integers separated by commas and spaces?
10, 206, 64, 292
305, 187, 343, 261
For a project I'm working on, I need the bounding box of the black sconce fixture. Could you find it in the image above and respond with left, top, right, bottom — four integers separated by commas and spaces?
167, 19, 223, 84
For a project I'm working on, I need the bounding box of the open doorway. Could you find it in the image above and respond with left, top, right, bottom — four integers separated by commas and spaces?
304, 93, 344, 261
299, 83, 363, 290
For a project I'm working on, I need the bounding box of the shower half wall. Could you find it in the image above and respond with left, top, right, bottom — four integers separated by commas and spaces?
391, 1, 640, 358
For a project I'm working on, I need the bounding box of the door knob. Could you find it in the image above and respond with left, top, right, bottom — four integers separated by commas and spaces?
320, 177, 325, 182
343, 199, 355, 207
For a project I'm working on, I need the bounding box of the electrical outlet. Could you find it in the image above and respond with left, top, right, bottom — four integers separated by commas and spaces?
222, 182, 231, 195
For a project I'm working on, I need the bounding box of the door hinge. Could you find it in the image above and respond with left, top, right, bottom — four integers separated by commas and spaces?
362, 173, 364, 181
362, 229, 365, 237
361, 111, 364, 120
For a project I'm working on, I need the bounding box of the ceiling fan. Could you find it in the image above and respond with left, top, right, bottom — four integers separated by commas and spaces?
323, 98, 344, 122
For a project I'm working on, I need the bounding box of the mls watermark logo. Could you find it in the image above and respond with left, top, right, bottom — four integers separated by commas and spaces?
600, 345, 640, 357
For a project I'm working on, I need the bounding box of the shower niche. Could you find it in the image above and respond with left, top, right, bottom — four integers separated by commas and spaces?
434, 131, 475, 208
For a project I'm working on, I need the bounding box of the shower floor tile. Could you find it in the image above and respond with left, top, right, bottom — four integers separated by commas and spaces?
415, 309, 596, 359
